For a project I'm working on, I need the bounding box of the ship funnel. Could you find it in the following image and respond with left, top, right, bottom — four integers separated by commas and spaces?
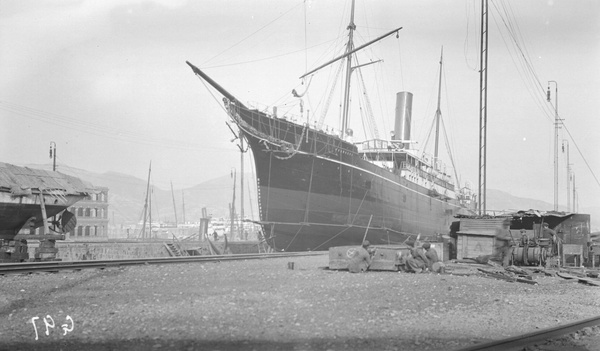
393, 92, 413, 142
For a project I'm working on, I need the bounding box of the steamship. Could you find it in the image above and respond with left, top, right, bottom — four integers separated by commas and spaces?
187, 2, 475, 252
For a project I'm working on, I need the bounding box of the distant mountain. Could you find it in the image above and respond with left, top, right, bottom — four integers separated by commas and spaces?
23, 163, 600, 230
486, 188, 599, 230
24, 163, 246, 226
486, 188, 558, 214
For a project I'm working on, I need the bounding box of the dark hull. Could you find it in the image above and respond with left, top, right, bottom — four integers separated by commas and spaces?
236, 107, 463, 252
0, 162, 93, 237
0, 193, 86, 237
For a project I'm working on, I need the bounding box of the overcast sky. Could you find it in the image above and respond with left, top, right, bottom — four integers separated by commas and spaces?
1, 0, 598, 213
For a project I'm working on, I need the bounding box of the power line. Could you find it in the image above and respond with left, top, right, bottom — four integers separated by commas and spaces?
490, 0, 599, 193
0, 100, 235, 153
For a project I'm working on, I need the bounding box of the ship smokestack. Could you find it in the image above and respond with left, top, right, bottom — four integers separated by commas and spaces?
394, 92, 413, 142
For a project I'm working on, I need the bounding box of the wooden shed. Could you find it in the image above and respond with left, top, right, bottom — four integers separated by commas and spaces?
456, 218, 506, 259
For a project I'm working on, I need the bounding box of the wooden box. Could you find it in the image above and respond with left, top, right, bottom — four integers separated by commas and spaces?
329, 245, 412, 271
456, 234, 495, 259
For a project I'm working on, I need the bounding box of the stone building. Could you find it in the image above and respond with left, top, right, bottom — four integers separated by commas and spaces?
69, 186, 109, 240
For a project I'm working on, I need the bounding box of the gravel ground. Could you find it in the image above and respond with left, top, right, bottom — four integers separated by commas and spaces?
1, 254, 600, 351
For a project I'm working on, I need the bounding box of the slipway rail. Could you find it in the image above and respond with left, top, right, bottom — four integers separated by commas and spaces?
0, 251, 326, 275
455, 314, 600, 351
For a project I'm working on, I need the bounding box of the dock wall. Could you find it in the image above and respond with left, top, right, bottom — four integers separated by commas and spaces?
25, 240, 262, 261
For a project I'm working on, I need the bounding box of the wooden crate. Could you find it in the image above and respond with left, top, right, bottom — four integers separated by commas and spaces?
456, 234, 495, 260
328, 245, 412, 271
456, 218, 504, 260
562, 244, 583, 267
328, 246, 355, 270
369, 246, 412, 271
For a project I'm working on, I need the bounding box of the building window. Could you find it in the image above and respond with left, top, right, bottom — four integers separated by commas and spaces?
77, 226, 83, 236
85, 226, 90, 236
85, 208, 91, 217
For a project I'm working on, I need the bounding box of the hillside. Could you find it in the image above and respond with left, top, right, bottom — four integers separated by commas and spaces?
25, 164, 250, 225
23, 163, 599, 230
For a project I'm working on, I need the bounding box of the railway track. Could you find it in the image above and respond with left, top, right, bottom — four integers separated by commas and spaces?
455, 314, 600, 351
0, 251, 326, 275
4, 252, 599, 350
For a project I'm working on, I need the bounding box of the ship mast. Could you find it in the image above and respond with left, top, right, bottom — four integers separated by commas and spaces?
433, 47, 444, 168
340, 0, 357, 139
297, 1, 401, 140
140, 161, 151, 239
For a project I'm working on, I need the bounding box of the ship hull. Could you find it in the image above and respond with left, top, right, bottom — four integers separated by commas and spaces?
236, 108, 462, 252
0, 192, 86, 236
0, 162, 93, 238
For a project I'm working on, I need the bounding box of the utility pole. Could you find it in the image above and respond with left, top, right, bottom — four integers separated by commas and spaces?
562, 140, 571, 212
230, 168, 236, 240
49, 142, 56, 171
477, 0, 489, 216
547, 81, 559, 211
240, 133, 244, 240
572, 173, 577, 213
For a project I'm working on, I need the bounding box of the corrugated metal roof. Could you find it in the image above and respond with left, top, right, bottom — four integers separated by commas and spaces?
0, 162, 94, 195
457, 218, 506, 236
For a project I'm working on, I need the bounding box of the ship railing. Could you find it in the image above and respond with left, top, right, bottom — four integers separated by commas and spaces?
245, 101, 344, 137
357, 139, 408, 152
370, 160, 394, 170
401, 162, 455, 191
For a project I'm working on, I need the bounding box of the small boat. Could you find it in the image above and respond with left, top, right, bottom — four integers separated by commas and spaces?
0, 162, 94, 239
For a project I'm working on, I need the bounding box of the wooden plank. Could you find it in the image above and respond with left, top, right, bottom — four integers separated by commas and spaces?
578, 277, 600, 286
557, 272, 578, 279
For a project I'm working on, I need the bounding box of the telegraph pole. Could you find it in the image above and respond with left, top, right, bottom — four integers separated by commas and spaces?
240, 134, 244, 240
562, 140, 571, 212
49, 142, 56, 171
477, 0, 489, 215
547, 81, 559, 211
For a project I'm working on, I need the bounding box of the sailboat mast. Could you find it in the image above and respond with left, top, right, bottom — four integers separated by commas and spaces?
182, 190, 186, 224
141, 161, 151, 239
171, 181, 178, 226
149, 185, 153, 239
340, 0, 357, 139
434, 47, 444, 166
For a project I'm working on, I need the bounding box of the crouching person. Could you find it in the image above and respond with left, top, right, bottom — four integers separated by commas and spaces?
405, 244, 430, 273
348, 241, 372, 273
423, 242, 445, 273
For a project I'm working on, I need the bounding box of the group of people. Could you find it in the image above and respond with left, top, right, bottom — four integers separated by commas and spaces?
403, 241, 442, 273
348, 220, 563, 273
494, 220, 561, 267
347, 240, 443, 274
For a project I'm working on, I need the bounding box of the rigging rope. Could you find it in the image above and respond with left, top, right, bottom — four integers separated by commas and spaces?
202, 2, 304, 66
356, 67, 380, 139
317, 61, 344, 129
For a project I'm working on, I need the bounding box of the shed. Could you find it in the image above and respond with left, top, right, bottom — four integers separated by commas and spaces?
456, 218, 506, 259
